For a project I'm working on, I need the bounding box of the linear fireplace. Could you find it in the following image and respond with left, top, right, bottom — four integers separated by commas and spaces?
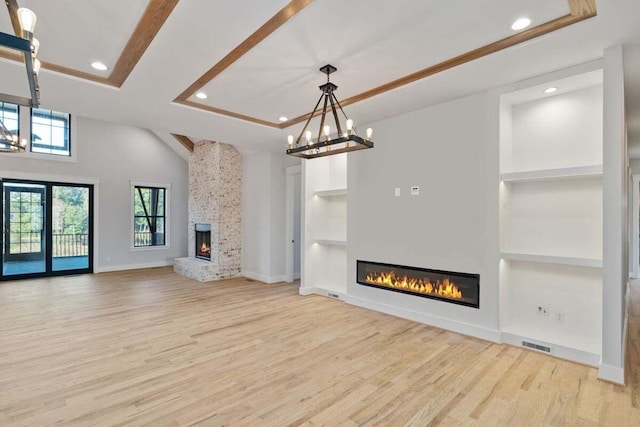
357, 260, 479, 308
195, 224, 211, 261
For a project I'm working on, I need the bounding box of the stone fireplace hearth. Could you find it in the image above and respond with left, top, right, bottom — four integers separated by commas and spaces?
174, 141, 242, 282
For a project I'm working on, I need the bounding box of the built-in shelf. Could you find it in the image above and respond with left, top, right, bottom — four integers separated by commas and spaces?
500, 165, 602, 183
315, 239, 347, 247
314, 188, 347, 197
500, 252, 602, 268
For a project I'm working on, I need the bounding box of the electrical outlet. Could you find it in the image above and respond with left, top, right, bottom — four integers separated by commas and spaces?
410, 186, 419, 196
537, 306, 550, 316
555, 312, 565, 323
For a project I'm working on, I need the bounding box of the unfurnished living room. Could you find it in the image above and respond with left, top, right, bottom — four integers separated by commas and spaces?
0, 0, 639, 425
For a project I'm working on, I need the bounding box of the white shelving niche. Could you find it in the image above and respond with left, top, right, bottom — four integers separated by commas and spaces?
498, 69, 603, 365
301, 153, 348, 297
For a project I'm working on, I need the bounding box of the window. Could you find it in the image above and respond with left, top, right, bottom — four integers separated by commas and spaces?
31, 108, 71, 156
133, 185, 167, 247
0, 102, 19, 138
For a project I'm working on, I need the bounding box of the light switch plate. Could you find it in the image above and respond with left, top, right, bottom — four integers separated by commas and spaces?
395, 187, 401, 197
411, 186, 419, 196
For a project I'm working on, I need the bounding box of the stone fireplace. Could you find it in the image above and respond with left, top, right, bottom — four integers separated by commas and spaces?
174, 141, 242, 282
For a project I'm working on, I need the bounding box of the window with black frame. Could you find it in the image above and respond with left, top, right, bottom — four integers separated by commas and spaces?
31, 108, 70, 156
133, 186, 166, 247
0, 102, 19, 137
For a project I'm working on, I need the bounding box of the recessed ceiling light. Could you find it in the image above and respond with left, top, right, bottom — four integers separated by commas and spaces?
195, 92, 208, 100
91, 61, 108, 71
511, 17, 532, 31
279, 116, 288, 122
544, 87, 558, 94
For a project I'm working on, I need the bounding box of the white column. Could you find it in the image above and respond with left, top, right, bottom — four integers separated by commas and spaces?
600, 44, 627, 384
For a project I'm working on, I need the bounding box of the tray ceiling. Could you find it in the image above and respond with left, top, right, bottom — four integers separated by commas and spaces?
2, 0, 639, 154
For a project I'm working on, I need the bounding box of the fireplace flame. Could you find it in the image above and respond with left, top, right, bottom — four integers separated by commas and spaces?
365, 271, 463, 299
199, 241, 211, 256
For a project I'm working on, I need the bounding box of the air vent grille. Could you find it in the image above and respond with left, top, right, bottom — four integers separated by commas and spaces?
522, 341, 551, 353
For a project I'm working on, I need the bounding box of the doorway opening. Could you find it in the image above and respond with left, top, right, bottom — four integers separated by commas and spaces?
285, 165, 301, 283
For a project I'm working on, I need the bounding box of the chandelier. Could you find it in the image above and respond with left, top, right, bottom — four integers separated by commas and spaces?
286, 65, 373, 159
0, 0, 40, 152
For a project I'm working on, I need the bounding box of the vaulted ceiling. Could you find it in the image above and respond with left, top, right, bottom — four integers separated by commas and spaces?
1, 0, 639, 154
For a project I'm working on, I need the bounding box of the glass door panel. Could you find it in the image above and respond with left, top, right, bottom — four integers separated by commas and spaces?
2, 182, 47, 276
52, 185, 90, 272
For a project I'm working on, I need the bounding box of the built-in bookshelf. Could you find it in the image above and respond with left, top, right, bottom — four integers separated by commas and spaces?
301, 153, 348, 297
498, 70, 603, 365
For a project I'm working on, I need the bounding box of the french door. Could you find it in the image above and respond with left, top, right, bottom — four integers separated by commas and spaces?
1, 179, 93, 280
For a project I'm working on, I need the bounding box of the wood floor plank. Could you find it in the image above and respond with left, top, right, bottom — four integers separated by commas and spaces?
0, 268, 638, 426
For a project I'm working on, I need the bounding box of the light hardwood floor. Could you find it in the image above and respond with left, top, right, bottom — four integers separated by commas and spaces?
0, 267, 638, 426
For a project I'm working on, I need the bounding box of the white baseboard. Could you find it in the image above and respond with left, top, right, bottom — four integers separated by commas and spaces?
598, 363, 625, 384
242, 270, 286, 284
299, 287, 345, 300
344, 294, 501, 343
95, 260, 173, 273
501, 331, 600, 367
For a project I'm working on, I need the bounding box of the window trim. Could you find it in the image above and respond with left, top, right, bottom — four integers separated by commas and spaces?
30, 108, 71, 155
130, 180, 171, 251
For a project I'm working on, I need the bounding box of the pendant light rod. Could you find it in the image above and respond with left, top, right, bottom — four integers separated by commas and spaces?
1, 0, 40, 108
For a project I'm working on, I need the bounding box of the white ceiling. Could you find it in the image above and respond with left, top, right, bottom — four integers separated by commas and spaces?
0, 0, 148, 75
501, 69, 602, 107
0, 0, 639, 155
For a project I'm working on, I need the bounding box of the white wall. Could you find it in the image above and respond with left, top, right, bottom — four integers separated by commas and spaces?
242, 152, 272, 280
242, 151, 299, 282
347, 93, 500, 340
0, 116, 189, 272
510, 86, 603, 171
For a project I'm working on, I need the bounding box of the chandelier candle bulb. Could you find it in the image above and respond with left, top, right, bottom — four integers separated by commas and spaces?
323, 125, 331, 141
31, 38, 40, 57
287, 135, 294, 148
346, 119, 353, 135
17, 7, 37, 34
305, 130, 312, 145
33, 59, 41, 75
366, 128, 373, 140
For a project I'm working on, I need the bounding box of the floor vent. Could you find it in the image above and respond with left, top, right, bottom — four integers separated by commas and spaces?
327, 293, 340, 299
522, 341, 551, 353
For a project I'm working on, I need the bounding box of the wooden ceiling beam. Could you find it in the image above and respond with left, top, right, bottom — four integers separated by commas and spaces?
5, 0, 22, 36
171, 133, 194, 152
109, 0, 180, 87
567, 0, 597, 17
